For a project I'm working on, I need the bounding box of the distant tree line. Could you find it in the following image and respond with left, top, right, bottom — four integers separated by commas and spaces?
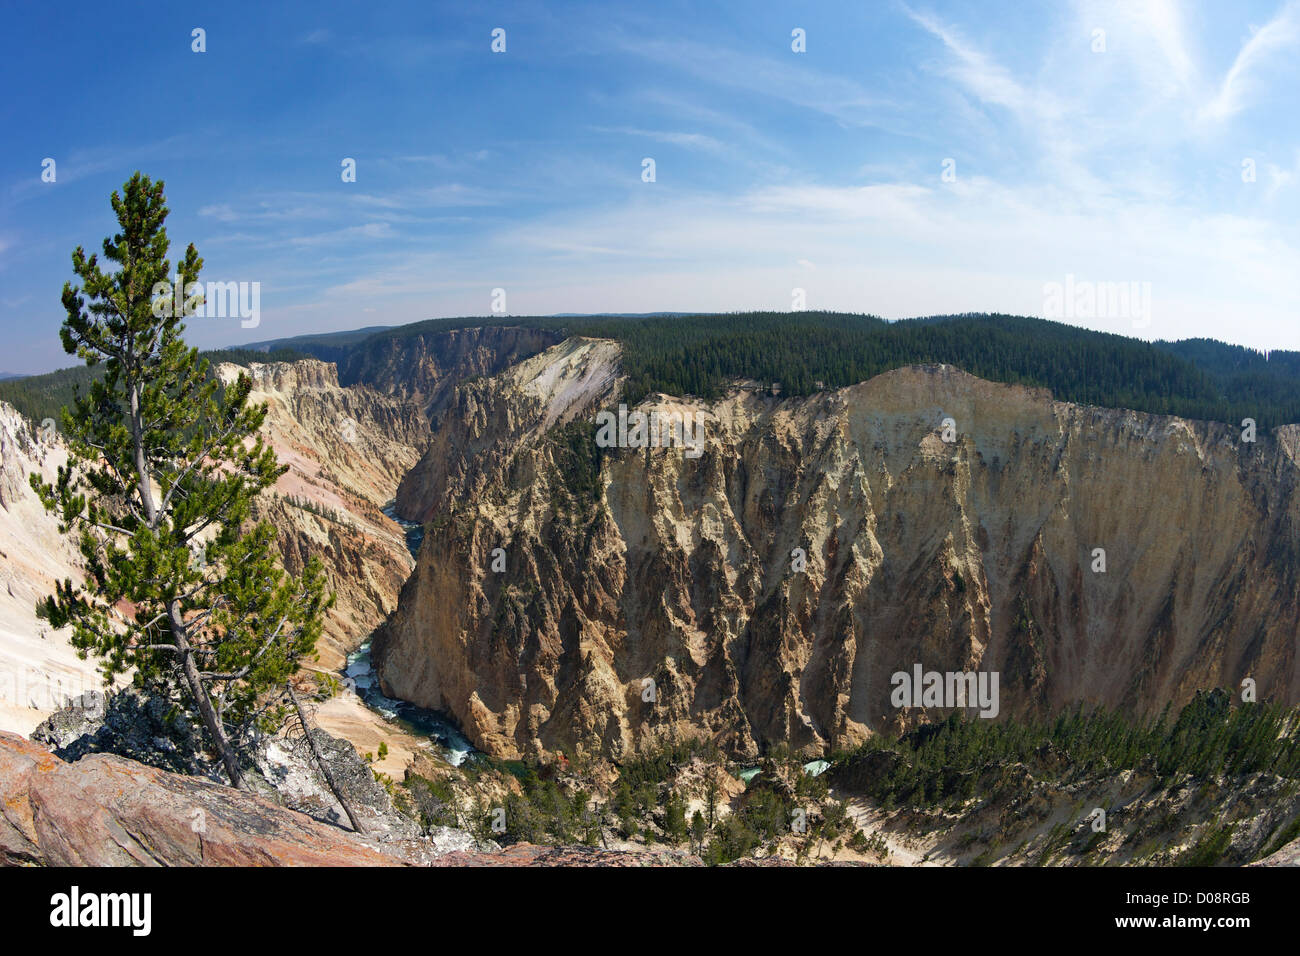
0, 347, 310, 424
291, 312, 1300, 429
15, 311, 1300, 430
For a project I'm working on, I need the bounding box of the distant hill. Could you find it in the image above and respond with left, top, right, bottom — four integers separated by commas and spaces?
0, 347, 311, 424
248, 312, 1300, 430
10, 313, 1300, 430
238, 326, 396, 365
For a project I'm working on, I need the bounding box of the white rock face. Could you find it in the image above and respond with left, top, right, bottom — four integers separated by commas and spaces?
0, 403, 111, 734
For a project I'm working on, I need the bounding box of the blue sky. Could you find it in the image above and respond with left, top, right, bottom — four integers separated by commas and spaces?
2, 0, 1299, 374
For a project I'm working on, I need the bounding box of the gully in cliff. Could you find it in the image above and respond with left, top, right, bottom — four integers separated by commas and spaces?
890, 665, 1000, 718
594, 403, 706, 458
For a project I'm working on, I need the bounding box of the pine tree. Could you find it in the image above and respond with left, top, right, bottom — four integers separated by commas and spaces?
665, 790, 688, 843
31, 172, 332, 790
690, 809, 707, 855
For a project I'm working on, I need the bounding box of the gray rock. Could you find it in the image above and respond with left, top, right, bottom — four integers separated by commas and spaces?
30, 685, 491, 860
251, 727, 422, 842
31, 686, 215, 779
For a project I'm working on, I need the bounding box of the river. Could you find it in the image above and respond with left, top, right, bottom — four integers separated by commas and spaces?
343, 640, 475, 766
340, 502, 476, 766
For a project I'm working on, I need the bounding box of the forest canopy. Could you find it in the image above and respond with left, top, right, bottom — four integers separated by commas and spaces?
10, 312, 1300, 430
349, 312, 1300, 429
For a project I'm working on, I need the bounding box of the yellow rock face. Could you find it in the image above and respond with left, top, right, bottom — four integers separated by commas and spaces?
375, 344, 1300, 761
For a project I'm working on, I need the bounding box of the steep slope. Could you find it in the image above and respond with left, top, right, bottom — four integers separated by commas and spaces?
375, 341, 1300, 761
213, 360, 428, 669
333, 324, 564, 414
0, 405, 113, 734
395, 336, 621, 520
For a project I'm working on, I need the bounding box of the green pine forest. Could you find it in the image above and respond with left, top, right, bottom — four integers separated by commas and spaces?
8, 312, 1300, 430
833, 689, 1300, 811
322, 311, 1300, 429
0, 347, 310, 425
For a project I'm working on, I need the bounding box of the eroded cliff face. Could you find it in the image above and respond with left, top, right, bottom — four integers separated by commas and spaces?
374, 340, 1300, 762
0, 404, 111, 734
395, 336, 622, 521
214, 360, 429, 669
337, 324, 564, 413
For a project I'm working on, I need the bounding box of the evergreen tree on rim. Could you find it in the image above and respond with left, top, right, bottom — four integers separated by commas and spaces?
31, 172, 332, 789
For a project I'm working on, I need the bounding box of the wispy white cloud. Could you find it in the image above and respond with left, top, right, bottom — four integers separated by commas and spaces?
1200, 1, 1300, 121
198, 200, 332, 224
905, 6, 1061, 123
352, 183, 503, 208
6, 136, 192, 202
633, 89, 790, 158
288, 222, 394, 246
589, 126, 727, 154
612, 34, 894, 129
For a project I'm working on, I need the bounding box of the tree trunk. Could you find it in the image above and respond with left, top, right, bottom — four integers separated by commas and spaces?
131, 375, 246, 791
129, 383, 156, 525
168, 600, 247, 790
288, 683, 367, 835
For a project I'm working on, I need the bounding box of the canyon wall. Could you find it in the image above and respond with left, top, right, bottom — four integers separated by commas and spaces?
375, 340, 1300, 761
335, 324, 564, 413
0, 355, 434, 735
0, 404, 110, 734
214, 360, 428, 668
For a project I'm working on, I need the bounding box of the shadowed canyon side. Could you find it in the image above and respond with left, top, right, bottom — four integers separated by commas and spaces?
374, 339, 1300, 761
323, 324, 565, 415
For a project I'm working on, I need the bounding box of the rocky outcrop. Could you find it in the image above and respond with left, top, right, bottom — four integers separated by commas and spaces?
435, 844, 701, 866
0, 731, 411, 866
251, 725, 424, 840
0, 731, 698, 866
376, 344, 1300, 762
1253, 836, 1300, 866
32, 687, 431, 843
32, 689, 211, 778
